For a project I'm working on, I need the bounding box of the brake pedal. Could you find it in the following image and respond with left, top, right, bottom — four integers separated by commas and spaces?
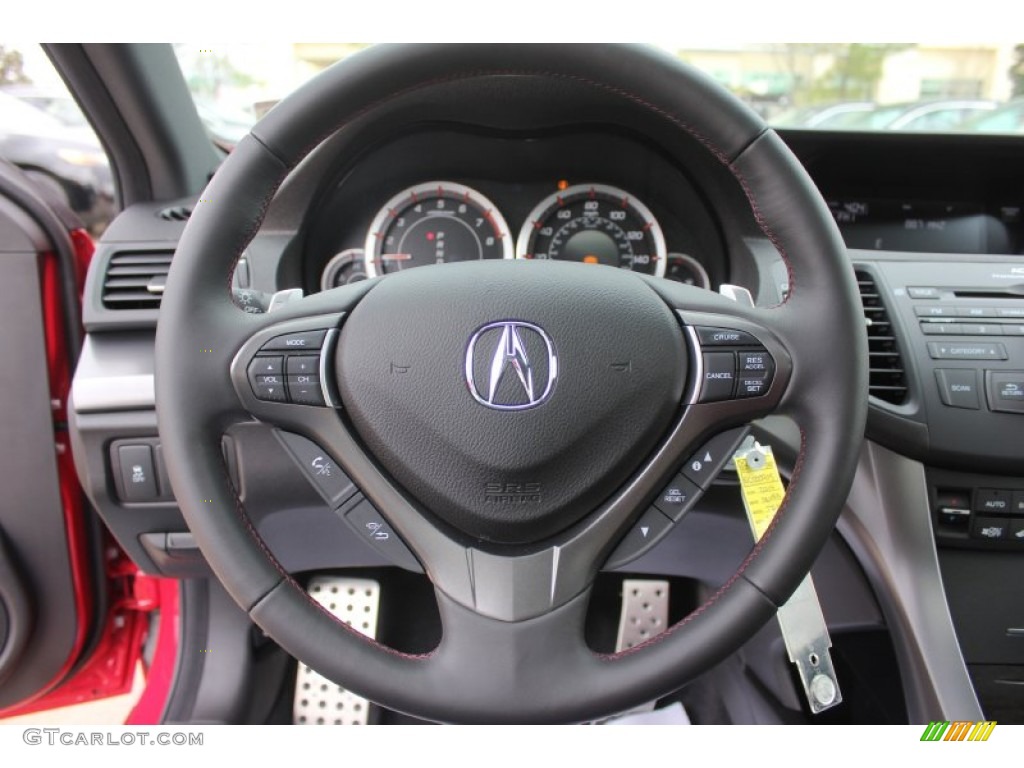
293, 576, 380, 725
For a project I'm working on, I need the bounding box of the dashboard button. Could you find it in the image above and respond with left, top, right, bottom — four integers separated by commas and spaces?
682, 427, 749, 488
920, 322, 963, 335
928, 342, 1007, 360
289, 380, 326, 407
700, 352, 736, 402
277, 431, 357, 507
959, 323, 1002, 336
1003, 324, 1024, 336
249, 356, 283, 376
604, 507, 674, 570
693, 326, 759, 346
975, 488, 1013, 514
1011, 519, 1024, 542
996, 307, 1024, 319
252, 377, 288, 402
738, 350, 773, 374
957, 307, 997, 318
914, 305, 957, 318
652, 475, 701, 521
344, 498, 422, 573
286, 355, 319, 375
934, 369, 980, 410
907, 287, 940, 299
1012, 491, 1024, 516
737, 376, 770, 398
972, 516, 1008, 541
117, 445, 158, 502
261, 330, 327, 351
986, 370, 1024, 414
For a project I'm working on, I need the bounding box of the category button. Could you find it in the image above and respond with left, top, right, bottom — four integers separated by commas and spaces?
928, 342, 1007, 360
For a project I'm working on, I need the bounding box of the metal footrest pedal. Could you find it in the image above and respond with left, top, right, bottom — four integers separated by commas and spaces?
293, 576, 380, 725
604, 579, 670, 719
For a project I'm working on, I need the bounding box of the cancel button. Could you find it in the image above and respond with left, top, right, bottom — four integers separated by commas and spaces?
935, 369, 980, 410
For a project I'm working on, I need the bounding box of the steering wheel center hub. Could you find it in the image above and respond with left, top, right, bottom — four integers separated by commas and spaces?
336, 259, 687, 544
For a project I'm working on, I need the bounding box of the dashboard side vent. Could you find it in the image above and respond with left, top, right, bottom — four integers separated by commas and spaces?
101, 251, 173, 310
855, 269, 908, 405
157, 205, 192, 221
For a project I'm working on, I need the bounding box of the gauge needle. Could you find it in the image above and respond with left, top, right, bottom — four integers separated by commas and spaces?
380, 254, 412, 261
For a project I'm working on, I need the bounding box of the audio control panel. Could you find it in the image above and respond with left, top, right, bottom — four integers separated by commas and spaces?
855, 258, 1024, 472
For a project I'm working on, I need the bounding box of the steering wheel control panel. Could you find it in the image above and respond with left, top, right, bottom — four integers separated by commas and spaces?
688, 326, 777, 403
246, 329, 338, 407
606, 427, 749, 570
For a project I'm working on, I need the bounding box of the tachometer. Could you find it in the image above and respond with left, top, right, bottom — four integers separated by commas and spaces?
364, 182, 513, 277
515, 183, 666, 277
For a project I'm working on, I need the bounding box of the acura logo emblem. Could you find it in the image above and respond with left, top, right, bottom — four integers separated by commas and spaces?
465, 321, 558, 410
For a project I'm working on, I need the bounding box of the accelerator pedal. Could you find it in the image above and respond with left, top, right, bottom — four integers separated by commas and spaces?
293, 576, 380, 725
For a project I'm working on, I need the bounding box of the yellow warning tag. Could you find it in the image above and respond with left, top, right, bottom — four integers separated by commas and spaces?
734, 445, 786, 541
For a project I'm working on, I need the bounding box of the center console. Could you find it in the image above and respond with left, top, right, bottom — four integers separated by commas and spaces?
853, 253, 1024, 723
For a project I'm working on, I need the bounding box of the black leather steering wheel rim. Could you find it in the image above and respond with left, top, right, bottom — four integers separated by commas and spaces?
155, 44, 867, 723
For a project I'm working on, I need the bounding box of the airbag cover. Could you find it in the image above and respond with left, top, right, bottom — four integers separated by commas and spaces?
337, 260, 686, 543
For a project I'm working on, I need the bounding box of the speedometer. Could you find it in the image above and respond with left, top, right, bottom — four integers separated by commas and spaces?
364, 181, 513, 277
515, 183, 666, 277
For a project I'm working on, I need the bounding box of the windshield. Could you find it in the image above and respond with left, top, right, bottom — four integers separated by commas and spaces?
171, 43, 1024, 143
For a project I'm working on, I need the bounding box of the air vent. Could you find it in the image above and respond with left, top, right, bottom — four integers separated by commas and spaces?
157, 205, 192, 221
855, 269, 908, 405
101, 251, 173, 310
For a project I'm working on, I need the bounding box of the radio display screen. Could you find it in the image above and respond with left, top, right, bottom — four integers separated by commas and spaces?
827, 200, 1022, 254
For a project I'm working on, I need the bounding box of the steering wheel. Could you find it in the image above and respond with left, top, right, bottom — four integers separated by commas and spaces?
155, 44, 867, 723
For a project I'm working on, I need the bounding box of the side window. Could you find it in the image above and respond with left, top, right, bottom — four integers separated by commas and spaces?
0, 44, 114, 237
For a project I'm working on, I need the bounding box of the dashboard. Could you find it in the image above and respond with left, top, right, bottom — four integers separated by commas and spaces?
68, 103, 1024, 723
